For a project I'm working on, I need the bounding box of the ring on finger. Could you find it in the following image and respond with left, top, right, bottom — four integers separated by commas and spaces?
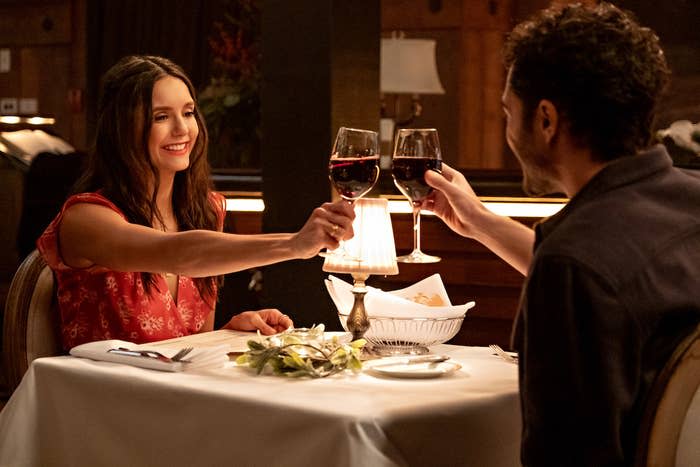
331, 223, 340, 234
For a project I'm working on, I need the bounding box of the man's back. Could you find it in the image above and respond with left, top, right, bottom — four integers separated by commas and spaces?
515, 146, 700, 466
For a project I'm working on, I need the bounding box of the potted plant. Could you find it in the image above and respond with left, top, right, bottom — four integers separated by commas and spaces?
199, 0, 261, 170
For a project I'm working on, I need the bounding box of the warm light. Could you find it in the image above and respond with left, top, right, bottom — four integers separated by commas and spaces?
381, 36, 445, 95
484, 201, 564, 218
322, 198, 399, 341
225, 198, 265, 212
322, 198, 399, 276
386, 197, 566, 218
0, 116, 56, 125
0, 116, 21, 124
223, 196, 567, 218
26, 116, 55, 126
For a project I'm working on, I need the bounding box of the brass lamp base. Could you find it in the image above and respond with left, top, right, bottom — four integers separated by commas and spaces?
347, 273, 370, 341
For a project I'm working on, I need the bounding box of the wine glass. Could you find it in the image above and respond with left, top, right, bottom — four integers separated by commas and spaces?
321, 127, 380, 259
391, 128, 442, 263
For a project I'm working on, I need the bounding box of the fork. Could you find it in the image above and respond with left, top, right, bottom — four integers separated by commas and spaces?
171, 347, 194, 362
489, 345, 518, 364
108, 347, 192, 363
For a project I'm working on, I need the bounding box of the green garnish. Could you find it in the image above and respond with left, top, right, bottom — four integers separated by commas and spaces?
236, 324, 366, 378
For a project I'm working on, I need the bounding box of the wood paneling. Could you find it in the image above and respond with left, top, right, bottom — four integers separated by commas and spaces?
481, 29, 507, 168
382, 0, 463, 30
0, 3, 71, 45
382, 0, 513, 170
0, 0, 86, 149
462, 0, 512, 29
459, 0, 511, 168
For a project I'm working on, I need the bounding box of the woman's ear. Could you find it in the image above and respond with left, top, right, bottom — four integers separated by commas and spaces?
537, 100, 558, 144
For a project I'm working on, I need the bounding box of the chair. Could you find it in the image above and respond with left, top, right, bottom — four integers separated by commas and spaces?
1, 249, 62, 393
635, 323, 700, 467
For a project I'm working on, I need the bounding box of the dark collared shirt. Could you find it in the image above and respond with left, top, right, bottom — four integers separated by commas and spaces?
512, 145, 700, 466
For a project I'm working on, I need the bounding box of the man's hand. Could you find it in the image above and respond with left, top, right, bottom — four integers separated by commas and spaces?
423, 163, 488, 238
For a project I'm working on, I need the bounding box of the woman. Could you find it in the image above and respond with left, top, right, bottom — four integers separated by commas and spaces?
37, 55, 354, 350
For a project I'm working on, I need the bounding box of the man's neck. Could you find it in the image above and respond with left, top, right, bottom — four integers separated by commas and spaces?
552, 139, 608, 198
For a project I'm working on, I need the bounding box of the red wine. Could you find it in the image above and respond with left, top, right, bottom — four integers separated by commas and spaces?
392, 157, 442, 204
329, 156, 380, 200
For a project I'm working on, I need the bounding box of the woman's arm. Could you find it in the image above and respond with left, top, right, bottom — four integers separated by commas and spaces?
58, 200, 355, 277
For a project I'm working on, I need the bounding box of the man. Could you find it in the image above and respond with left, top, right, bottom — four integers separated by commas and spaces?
423, 3, 700, 465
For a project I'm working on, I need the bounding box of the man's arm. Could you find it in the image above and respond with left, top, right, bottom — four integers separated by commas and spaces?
424, 165, 535, 275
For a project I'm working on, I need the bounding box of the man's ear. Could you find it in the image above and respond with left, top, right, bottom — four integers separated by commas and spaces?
536, 99, 558, 144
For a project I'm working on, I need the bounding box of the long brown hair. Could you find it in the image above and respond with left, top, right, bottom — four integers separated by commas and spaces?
75, 55, 220, 304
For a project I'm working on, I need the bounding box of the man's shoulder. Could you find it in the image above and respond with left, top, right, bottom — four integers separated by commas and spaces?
536, 179, 700, 286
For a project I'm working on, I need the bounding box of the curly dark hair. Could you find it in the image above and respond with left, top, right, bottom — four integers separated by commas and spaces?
503, 2, 670, 161
74, 55, 220, 303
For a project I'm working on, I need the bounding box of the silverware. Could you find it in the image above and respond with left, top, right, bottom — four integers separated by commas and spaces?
170, 347, 193, 362
107, 347, 193, 364
489, 345, 518, 364
371, 354, 450, 369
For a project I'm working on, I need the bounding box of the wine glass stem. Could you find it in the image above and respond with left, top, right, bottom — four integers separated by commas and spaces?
412, 204, 422, 253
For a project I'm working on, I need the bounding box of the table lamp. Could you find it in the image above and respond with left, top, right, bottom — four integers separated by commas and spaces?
380, 33, 445, 126
322, 198, 399, 340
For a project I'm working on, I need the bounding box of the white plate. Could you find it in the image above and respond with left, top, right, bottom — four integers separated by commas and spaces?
365, 361, 462, 379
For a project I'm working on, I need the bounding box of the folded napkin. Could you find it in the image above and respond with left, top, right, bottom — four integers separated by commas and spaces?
325, 274, 475, 319
70, 339, 229, 372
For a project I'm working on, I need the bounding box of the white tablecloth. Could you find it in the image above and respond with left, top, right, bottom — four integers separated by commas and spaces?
0, 330, 521, 467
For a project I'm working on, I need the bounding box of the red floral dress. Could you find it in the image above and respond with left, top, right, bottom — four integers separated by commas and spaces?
37, 192, 225, 350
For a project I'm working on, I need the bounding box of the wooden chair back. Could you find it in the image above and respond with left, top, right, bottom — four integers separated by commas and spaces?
636, 323, 700, 467
1, 250, 62, 393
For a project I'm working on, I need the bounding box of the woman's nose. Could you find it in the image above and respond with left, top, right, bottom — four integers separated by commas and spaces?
172, 115, 188, 135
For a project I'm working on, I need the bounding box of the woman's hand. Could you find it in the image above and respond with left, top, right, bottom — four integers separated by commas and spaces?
290, 200, 356, 258
223, 309, 294, 335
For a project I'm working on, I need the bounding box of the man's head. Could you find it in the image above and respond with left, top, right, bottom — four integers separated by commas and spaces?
503, 2, 670, 165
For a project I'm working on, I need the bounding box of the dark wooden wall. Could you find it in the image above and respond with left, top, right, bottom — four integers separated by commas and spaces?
0, 0, 87, 148
2, 0, 696, 161
260, 0, 381, 330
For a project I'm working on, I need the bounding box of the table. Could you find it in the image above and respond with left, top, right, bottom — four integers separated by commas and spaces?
0, 330, 521, 467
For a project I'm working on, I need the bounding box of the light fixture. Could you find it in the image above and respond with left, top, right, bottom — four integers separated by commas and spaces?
380, 33, 445, 128
322, 198, 399, 340
0, 115, 56, 126
223, 196, 567, 218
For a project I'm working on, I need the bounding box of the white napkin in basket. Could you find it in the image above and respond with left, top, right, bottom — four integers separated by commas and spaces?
325, 274, 475, 319
70, 339, 229, 372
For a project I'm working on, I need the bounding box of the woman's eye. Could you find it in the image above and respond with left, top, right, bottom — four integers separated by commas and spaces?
184, 110, 196, 118
154, 114, 168, 122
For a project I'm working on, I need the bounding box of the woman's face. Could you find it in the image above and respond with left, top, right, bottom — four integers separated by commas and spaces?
148, 75, 199, 177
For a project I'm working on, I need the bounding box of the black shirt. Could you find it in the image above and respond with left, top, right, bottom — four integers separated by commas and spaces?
512, 145, 700, 466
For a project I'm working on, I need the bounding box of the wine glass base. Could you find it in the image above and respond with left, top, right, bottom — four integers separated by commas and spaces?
397, 250, 441, 264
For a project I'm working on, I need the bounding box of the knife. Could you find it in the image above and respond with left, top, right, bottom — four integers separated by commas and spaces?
370, 355, 450, 368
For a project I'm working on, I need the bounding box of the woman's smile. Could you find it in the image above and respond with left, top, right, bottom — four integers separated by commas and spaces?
162, 141, 190, 156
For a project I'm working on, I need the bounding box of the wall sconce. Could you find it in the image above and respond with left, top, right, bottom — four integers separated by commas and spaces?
380, 33, 445, 128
